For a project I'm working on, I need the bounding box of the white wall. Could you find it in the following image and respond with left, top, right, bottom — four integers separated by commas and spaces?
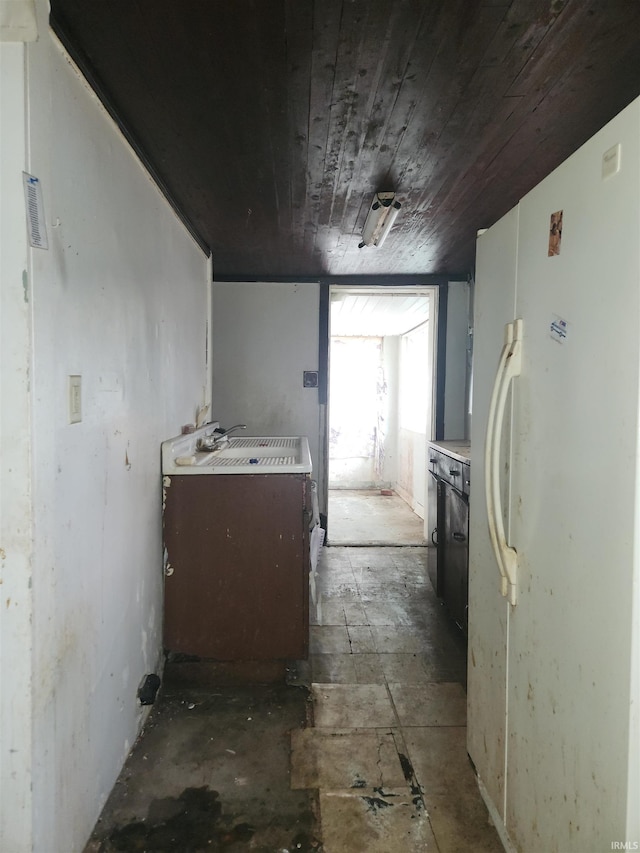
396, 322, 431, 518
1, 8, 209, 851
211, 281, 320, 478
381, 336, 400, 484
444, 280, 471, 439
0, 39, 35, 851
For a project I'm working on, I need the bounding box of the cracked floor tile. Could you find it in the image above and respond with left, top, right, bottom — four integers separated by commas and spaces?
319, 787, 436, 853
291, 728, 406, 791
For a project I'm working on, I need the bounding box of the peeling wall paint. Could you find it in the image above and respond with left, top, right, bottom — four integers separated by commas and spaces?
1, 40, 35, 853
0, 3, 209, 850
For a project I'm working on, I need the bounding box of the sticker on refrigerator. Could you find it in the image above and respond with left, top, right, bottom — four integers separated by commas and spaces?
22, 173, 49, 250
550, 315, 569, 344
548, 210, 562, 256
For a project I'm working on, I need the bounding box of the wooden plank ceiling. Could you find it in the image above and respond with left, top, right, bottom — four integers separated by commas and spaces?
50, 0, 640, 280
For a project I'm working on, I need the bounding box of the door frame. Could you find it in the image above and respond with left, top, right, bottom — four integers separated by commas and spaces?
318, 281, 447, 535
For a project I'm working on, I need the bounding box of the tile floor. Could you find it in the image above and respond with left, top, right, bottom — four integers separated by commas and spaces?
86, 491, 503, 852
295, 542, 502, 852
326, 489, 427, 546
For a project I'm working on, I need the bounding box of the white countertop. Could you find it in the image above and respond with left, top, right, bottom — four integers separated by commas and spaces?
428, 440, 471, 463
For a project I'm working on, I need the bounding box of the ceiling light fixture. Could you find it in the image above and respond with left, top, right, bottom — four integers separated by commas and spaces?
358, 192, 401, 248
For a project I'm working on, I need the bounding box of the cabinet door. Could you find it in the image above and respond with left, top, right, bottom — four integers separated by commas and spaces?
427, 472, 444, 596
163, 474, 309, 659
443, 487, 469, 632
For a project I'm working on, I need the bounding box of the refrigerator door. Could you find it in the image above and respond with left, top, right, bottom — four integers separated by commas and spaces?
505, 100, 640, 850
468, 206, 519, 824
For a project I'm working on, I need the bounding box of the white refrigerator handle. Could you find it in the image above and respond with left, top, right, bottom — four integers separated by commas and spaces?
484, 323, 512, 598
484, 319, 522, 605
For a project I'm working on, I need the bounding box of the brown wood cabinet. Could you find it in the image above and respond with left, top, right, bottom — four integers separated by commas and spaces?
163, 473, 310, 660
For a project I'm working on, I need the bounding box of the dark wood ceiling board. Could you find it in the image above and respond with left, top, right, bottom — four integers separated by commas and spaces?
247, 7, 297, 251
154, 3, 250, 191
329, 3, 460, 270
103, 7, 206, 173
428, 79, 636, 274
198, 8, 276, 233
319, 2, 401, 224
304, 0, 344, 262
404, 1, 637, 241
403, 10, 516, 177
457, 41, 640, 228
57, 1, 231, 240
479, 18, 545, 70
386, 6, 511, 215
315, 7, 639, 277
284, 0, 314, 256
208, 6, 295, 254
50, 0, 640, 278
322, 24, 414, 268
140, 4, 282, 250
347, 4, 457, 197
402, 2, 575, 212
338, 5, 443, 204
50, 2, 213, 253
413, 77, 532, 228
312, 0, 373, 239
505, 0, 624, 99
315, 1, 422, 269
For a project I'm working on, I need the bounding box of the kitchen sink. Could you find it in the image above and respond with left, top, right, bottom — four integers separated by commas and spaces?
162, 427, 312, 475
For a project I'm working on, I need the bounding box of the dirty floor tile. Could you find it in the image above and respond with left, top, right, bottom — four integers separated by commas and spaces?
371, 625, 435, 654
342, 599, 369, 625
401, 725, 502, 851
310, 625, 351, 654
310, 597, 348, 626
291, 728, 406, 791
312, 683, 396, 728
401, 726, 471, 795
352, 653, 385, 684
360, 598, 419, 627
389, 682, 467, 726
425, 794, 503, 853
346, 624, 377, 653
311, 653, 358, 684
378, 653, 431, 684
319, 788, 438, 853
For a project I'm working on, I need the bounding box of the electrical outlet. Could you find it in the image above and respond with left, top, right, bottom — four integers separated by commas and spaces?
69, 375, 82, 423
303, 371, 319, 388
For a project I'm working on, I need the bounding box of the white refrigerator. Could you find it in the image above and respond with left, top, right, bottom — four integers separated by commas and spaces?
468, 97, 640, 852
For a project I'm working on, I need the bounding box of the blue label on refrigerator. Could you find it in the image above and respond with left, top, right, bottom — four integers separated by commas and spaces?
550, 314, 569, 344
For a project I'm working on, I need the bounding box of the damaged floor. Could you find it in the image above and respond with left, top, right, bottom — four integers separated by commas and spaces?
85, 491, 502, 852
297, 542, 502, 852
84, 679, 319, 851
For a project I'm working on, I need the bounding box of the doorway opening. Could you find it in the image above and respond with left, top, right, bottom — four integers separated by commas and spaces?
327, 286, 438, 546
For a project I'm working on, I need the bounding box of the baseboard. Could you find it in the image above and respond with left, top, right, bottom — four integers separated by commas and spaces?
476, 775, 517, 853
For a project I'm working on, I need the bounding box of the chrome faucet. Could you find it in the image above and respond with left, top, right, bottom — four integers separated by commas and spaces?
218, 424, 247, 439
197, 424, 247, 452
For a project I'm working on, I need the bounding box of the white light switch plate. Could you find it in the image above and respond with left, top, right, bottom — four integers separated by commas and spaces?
69, 375, 82, 423
602, 143, 621, 179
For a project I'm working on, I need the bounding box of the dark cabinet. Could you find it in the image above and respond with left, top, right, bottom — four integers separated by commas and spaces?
443, 483, 469, 630
427, 443, 470, 633
163, 473, 310, 660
